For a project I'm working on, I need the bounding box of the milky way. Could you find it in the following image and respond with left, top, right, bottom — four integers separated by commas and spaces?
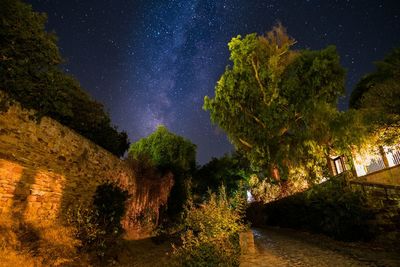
28, 0, 400, 163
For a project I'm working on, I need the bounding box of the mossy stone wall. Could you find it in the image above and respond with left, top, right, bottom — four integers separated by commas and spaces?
350, 181, 400, 243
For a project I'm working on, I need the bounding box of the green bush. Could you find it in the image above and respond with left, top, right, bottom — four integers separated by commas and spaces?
93, 183, 129, 236
172, 187, 246, 267
67, 183, 129, 260
193, 152, 251, 200
251, 172, 374, 241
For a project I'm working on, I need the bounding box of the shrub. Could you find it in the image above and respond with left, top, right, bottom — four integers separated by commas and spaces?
251, 172, 374, 241
93, 183, 129, 236
172, 187, 246, 267
67, 183, 129, 260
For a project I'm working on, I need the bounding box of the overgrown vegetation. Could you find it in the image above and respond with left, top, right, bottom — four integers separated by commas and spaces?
247, 172, 374, 241
0, 220, 81, 266
0, 0, 129, 156
129, 125, 197, 219
0, 183, 129, 266
248, 172, 309, 203
350, 47, 400, 146
193, 152, 251, 199
171, 187, 246, 267
67, 183, 129, 262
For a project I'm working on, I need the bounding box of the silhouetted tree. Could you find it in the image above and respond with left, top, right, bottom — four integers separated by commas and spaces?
0, 0, 129, 156
350, 47, 400, 144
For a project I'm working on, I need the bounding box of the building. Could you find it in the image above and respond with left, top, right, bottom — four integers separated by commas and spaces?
328, 145, 400, 185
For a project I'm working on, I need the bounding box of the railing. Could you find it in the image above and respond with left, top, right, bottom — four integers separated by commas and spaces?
365, 157, 386, 174
385, 146, 400, 166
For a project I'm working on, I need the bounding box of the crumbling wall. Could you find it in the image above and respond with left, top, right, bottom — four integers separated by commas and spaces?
0, 93, 173, 239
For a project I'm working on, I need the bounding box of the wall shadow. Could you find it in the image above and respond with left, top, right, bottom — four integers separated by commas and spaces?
10, 167, 41, 255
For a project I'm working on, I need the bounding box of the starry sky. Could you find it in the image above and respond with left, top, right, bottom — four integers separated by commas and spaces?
28, 0, 400, 164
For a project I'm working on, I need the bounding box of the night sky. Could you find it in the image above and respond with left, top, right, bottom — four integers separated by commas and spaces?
27, 0, 400, 164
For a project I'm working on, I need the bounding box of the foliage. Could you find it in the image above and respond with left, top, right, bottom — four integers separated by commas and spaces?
66, 206, 106, 257
67, 183, 129, 260
350, 47, 400, 145
350, 47, 400, 109
193, 152, 251, 198
204, 24, 356, 183
248, 172, 308, 203
247, 172, 374, 241
172, 187, 246, 267
129, 125, 197, 218
129, 125, 197, 173
0, 0, 129, 156
93, 183, 129, 236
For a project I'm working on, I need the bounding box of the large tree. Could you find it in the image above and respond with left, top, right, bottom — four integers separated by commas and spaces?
129, 126, 197, 217
0, 0, 129, 156
204, 24, 350, 182
350, 48, 400, 144
350, 48, 400, 110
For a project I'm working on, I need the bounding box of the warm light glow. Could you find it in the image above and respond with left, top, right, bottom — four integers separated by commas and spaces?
246, 190, 254, 203
383, 145, 400, 167
352, 145, 400, 177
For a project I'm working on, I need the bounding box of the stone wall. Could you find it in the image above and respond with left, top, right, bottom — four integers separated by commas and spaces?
350, 181, 400, 243
349, 166, 400, 243
247, 172, 400, 243
0, 93, 173, 239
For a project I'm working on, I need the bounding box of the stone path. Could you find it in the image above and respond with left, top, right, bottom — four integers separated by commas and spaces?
240, 227, 400, 267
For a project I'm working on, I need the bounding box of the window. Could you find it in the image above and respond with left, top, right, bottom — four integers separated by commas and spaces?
333, 157, 344, 175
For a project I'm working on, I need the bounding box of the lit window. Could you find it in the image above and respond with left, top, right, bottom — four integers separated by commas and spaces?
333, 157, 344, 174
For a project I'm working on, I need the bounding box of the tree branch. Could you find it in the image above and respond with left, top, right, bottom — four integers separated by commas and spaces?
239, 138, 253, 149
238, 103, 266, 128
251, 56, 269, 105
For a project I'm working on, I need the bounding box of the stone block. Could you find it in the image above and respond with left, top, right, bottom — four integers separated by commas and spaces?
386, 189, 400, 200
30, 189, 46, 196
239, 231, 256, 254
42, 203, 53, 210
27, 195, 37, 202
28, 202, 42, 208
0, 193, 14, 198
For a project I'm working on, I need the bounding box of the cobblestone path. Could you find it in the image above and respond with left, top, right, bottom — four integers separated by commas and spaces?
240, 227, 400, 267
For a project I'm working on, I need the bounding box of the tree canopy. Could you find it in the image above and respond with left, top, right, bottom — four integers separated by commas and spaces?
129, 125, 196, 173
0, 0, 129, 156
350, 48, 400, 110
204, 24, 352, 182
349, 48, 400, 144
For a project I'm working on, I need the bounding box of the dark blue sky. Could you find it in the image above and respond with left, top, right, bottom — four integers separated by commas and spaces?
28, 0, 400, 164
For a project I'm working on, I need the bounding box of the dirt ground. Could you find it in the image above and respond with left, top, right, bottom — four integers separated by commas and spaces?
115, 237, 174, 267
